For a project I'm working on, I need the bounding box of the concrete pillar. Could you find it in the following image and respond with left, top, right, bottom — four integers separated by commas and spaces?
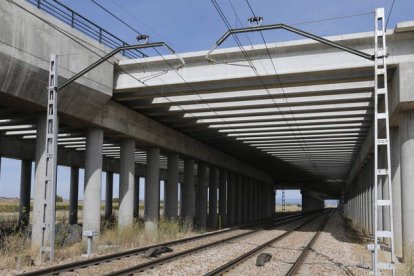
227, 172, 235, 226
240, 176, 247, 224
19, 159, 32, 229
248, 178, 254, 222
133, 175, 140, 219
181, 158, 195, 221
104, 171, 113, 221
218, 169, 227, 228
391, 127, 403, 258
83, 128, 103, 234
145, 148, 160, 230
69, 167, 79, 225
195, 162, 207, 229
118, 139, 135, 229
253, 180, 258, 220
165, 153, 179, 220
32, 114, 47, 248
400, 111, 414, 260
234, 174, 241, 224
208, 166, 218, 228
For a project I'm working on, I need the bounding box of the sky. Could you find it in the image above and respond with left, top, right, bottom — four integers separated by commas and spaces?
0, 0, 412, 201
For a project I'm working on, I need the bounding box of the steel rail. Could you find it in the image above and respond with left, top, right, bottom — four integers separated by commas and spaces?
203, 209, 333, 276
285, 208, 335, 275
18, 212, 303, 276
102, 211, 323, 276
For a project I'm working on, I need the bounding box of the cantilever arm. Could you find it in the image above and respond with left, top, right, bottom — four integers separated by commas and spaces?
205, 23, 375, 62
58, 42, 185, 90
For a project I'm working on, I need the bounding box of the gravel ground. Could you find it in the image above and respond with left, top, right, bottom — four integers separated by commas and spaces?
297, 211, 370, 276
142, 214, 320, 276
228, 213, 327, 276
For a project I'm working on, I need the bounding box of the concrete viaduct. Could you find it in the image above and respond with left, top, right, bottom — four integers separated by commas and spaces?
1, 0, 414, 263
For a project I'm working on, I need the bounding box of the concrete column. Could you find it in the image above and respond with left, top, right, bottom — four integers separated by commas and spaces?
400, 111, 414, 260
234, 174, 241, 224
118, 140, 136, 228
195, 162, 207, 229
104, 171, 113, 221
165, 153, 179, 220
145, 147, 160, 230
69, 167, 79, 225
253, 180, 258, 220
240, 176, 247, 224
218, 169, 227, 228
19, 159, 32, 229
83, 128, 103, 234
227, 172, 235, 226
133, 175, 140, 219
181, 158, 195, 221
391, 127, 403, 258
32, 114, 47, 248
208, 166, 218, 228
248, 178, 254, 222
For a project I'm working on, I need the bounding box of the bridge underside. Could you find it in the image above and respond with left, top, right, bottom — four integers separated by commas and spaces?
1, 0, 414, 263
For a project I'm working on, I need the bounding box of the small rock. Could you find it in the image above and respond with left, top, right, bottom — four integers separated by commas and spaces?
255, 253, 272, 266
144, 246, 173, 258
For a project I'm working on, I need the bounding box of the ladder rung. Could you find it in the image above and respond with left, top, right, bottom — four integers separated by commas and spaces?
377, 231, 393, 238
376, 68, 386, 75
377, 139, 388, 145
377, 262, 394, 270
377, 169, 389, 175
377, 50, 386, 57
377, 200, 391, 206
377, 113, 388, 119
377, 30, 384, 36
377, 88, 387, 95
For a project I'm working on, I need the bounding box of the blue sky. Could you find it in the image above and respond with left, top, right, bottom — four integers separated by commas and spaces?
1, 0, 412, 200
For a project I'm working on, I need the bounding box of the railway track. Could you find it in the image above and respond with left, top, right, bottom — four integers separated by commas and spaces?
19, 212, 307, 276
205, 208, 334, 276
100, 211, 325, 276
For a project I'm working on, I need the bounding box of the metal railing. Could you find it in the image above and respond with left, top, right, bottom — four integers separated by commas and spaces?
26, 0, 146, 59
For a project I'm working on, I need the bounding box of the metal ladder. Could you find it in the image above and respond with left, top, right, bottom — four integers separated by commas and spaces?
40, 54, 58, 261
372, 7, 395, 275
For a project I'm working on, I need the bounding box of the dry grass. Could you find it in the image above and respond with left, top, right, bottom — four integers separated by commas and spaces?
0, 218, 197, 272
96, 218, 195, 254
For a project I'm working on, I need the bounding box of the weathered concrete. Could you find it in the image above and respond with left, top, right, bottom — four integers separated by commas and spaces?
145, 148, 160, 230
195, 163, 207, 229
83, 128, 103, 234
165, 153, 179, 219
400, 110, 414, 260
19, 159, 32, 229
32, 114, 46, 248
181, 158, 195, 220
218, 169, 227, 228
391, 127, 403, 258
208, 167, 218, 228
105, 171, 113, 221
69, 167, 79, 225
118, 139, 135, 228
